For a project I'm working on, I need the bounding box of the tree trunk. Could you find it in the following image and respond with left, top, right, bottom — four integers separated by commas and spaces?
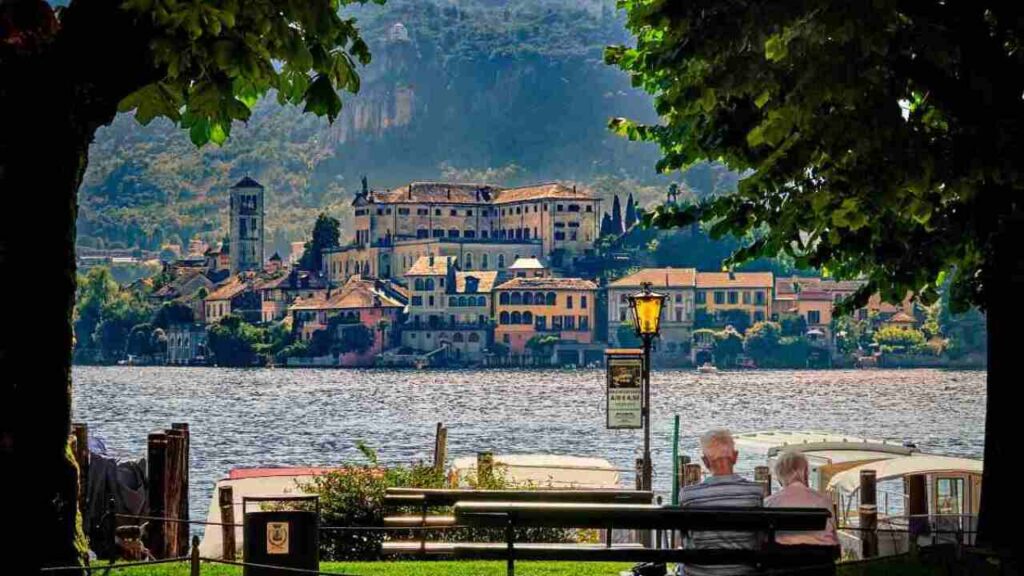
975, 215, 1024, 559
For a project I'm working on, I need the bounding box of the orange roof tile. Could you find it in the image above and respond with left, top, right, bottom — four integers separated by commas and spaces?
363, 181, 597, 206
455, 271, 499, 294
609, 268, 697, 288
696, 271, 774, 289
495, 277, 598, 291
406, 255, 456, 276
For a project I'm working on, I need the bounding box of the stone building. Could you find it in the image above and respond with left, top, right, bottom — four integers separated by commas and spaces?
229, 176, 265, 274
166, 323, 208, 365
606, 268, 697, 357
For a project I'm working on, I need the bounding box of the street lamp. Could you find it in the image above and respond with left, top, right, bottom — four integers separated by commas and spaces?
627, 281, 667, 492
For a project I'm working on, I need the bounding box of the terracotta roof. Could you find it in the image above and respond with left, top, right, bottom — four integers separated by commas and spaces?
289, 276, 404, 311
370, 182, 499, 204
609, 268, 697, 288
794, 290, 834, 301
455, 271, 499, 294
406, 255, 456, 276
775, 276, 866, 295
205, 276, 249, 301
363, 181, 597, 206
888, 311, 917, 324
495, 277, 598, 291
696, 271, 774, 289
492, 183, 595, 205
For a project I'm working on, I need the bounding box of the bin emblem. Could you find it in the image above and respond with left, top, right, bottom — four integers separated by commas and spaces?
267, 521, 289, 554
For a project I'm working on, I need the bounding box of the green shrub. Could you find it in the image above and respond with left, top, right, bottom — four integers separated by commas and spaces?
874, 325, 926, 352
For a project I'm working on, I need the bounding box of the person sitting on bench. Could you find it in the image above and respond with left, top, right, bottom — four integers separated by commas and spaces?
680, 429, 764, 576
764, 451, 838, 546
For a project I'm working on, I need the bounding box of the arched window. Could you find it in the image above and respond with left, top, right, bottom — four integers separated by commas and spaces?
458, 296, 467, 307
453, 333, 464, 343
449, 297, 457, 307
482, 254, 489, 269
535, 292, 545, 305
500, 293, 510, 305
546, 292, 557, 305
498, 254, 506, 268
523, 311, 533, 324
477, 296, 486, 307
511, 311, 522, 324
464, 253, 473, 269
415, 278, 425, 291
523, 292, 533, 305
425, 278, 435, 290
511, 292, 522, 305
500, 311, 510, 324
468, 333, 480, 343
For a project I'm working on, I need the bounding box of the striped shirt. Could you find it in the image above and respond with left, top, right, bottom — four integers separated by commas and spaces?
680, 474, 764, 576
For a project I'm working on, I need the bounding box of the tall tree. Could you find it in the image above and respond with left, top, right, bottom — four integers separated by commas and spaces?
610, 194, 623, 235
0, 0, 375, 569
300, 212, 342, 273
600, 212, 613, 237
625, 193, 637, 229
608, 0, 1023, 553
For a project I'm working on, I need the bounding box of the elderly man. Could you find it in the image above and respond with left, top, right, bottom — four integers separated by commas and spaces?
764, 451, 839, 546
680, 429, 764, 576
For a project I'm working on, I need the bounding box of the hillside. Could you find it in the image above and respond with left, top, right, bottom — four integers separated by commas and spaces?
77, 0, 735, 256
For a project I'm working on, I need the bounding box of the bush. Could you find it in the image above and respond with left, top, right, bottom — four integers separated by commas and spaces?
744, 321, 781, 365
874, 325, 926, 353
713, 327, 744, 366
300, 443, 574, 560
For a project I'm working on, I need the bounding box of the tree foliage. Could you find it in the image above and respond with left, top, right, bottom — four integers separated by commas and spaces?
299, 212, 342, 272
607, 0, 1024, 314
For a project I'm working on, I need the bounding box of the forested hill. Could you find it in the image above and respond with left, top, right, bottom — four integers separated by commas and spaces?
78, 0, 736, 254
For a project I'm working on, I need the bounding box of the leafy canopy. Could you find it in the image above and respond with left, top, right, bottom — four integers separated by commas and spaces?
606, 1, 1024, 313
117, 0, 382, 146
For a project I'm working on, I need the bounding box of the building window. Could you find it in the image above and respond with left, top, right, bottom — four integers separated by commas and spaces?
432, 229, 444, 238
808, 310, 821, 325
435, 209, 441, 216
755, 290, 766, 305
580, 316, 589, 331
481, 230, 489, 239
503, 334, 510, 344
498, 254, 505, 268
581, 296, 588, 309
728, 291, 739, 305
523, 311, 533, 324
546, 292, 556, 305
696, 291, 707, 304
464, 253, 473, 268
554, 232, 565, 240
536, 316, 546, 330
500, 293, 510, 305
557, 204, 564, 212
742, 291, 752, 304
412, 296, 423, 306
417, 229, 429, 239
567, 295, 573, 309
464, 230, 476, 239
417, 208, 429, 215
754, 311, 765, 322
714, 291, 725, 305
428, 295, 434, 306
511, 311, 522, 324
568, 204, 580, 212
482, 254, 489, 269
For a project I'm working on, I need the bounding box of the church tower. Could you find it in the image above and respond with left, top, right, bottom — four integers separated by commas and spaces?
229, 176, 265, 274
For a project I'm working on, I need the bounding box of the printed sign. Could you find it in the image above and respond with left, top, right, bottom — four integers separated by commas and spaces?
606, 355, 643, 429
267, 522, 289, 555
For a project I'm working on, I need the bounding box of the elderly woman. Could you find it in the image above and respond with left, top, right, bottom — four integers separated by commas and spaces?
764, 451, 839, 546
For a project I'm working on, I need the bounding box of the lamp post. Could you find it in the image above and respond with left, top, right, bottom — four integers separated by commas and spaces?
627, 281, 667, 492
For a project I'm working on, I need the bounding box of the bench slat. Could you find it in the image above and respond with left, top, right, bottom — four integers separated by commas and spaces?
454, 503, 829, 531
383, 515, 457, 527
385, 488, 654, 506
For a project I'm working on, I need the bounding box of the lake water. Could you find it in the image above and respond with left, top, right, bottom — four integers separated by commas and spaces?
71, 367, 986, 526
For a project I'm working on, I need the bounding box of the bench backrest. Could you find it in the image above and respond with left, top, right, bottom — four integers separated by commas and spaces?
385, 488, 655, 507
454, 502, 829, 532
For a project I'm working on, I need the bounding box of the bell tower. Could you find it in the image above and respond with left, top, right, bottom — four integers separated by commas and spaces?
229, 176, 265, 274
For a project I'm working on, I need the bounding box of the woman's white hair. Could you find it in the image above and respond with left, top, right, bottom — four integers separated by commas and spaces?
700, 428, 736, 461
774, 450, 810, 486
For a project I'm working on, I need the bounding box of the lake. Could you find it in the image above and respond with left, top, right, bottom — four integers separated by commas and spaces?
72, 367, 986, 526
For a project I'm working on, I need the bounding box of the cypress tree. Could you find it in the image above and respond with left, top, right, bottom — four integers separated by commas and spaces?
611, 195, 623, 234
600, 213, 613, 237
625, 193, 637, 229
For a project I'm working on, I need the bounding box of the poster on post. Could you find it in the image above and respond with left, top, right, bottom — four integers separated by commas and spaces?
606, 351, 643, 429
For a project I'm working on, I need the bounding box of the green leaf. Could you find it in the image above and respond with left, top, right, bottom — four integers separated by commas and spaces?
764, 34, 787, 62
303, 74, 342, 122
189, 118, 212, 146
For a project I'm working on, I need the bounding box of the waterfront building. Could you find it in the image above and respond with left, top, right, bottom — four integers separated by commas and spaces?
508, 257, 550, 278
323, 181, 600, 286
400, 255, 498, 362
493, 276, 598, 359
204, 275, 261, 324
606, 268, 697, 357
695, 271, 774, 328
166, 323, 208, 365
256, 269, 329, 323
229, 176, 265, 274
288, 276, 406, 365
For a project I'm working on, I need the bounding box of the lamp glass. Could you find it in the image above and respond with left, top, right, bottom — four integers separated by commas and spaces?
629, 289, 666, 337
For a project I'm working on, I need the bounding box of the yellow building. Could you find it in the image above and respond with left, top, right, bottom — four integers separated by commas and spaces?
607, 268, 697, 356
493, 277, 598, 356
695, 271, 774, 327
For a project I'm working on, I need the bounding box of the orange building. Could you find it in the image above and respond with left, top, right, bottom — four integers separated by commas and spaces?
493, 277, 598, 356
695, 271, 774, 327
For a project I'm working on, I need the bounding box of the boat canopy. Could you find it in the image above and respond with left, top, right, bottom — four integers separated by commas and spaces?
827, 455, 983, 495
450, 454, 621, 489
734, 431, 911, 458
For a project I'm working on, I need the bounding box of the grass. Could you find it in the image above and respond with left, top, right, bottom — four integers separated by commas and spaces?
101, 560, 633, 576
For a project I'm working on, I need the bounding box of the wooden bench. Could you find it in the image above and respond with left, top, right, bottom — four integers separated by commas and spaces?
454, 502, 839, 575
381, 488, 654, 555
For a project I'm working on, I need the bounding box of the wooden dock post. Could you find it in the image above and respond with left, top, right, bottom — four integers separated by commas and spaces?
164, 428, 187, 558
477, 452, 494, 485
71, 423, 89, 517
146, 431, 168, 558
219, 485, 236, 560
635, 458, 644, 491
172, 423, 190, 554
433, 423, 448, 475
859, 469, 878, 558
190, 535, 201, 576
755, 465, 772, 497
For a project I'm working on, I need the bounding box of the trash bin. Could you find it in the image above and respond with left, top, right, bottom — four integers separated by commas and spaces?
242, 496, 319, 576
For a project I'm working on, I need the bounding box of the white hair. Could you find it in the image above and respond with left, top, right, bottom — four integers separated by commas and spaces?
700, 428, 736, 461
774, 450, 810, 486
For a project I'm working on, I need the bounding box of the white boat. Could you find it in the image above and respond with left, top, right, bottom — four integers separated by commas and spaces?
735, 430, 982, 559
697, 363, 718, 374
